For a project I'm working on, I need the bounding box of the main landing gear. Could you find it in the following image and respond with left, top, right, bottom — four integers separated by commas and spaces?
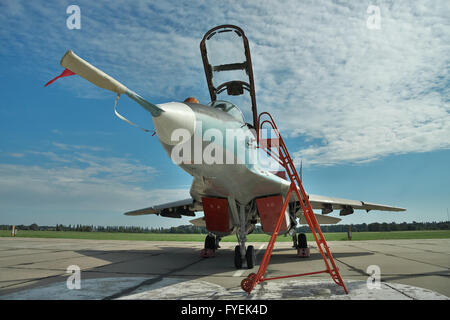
201, 234, 220, 258
297, 233, 307, 248
201, 234, 256, 269
295, 233, 310, 258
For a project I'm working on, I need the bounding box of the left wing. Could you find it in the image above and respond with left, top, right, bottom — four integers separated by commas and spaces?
124, 198, 202, 218
261, 171, 406, 216
308, 194, 406, 216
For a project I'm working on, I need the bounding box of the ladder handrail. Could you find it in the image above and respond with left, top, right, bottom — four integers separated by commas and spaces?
241, 112, 348, 294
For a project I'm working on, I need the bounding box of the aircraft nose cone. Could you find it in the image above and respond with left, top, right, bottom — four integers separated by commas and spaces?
152, 102, 196, 145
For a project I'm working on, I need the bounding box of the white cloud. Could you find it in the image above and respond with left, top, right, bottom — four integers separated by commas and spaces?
52, 142, 105, 152
0, 145, 189, 218
0, 0, 448, 167
245, 1, 450, 166
6, 153, 25, 158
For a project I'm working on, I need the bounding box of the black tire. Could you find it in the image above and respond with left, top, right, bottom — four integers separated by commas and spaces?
298, 233, 307, 248
215, 236, 221, 250
204, 235, 215, 250
234, 245, 243, 269
246, 245, 256, 269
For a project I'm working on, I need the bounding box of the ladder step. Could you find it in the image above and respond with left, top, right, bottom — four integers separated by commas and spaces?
245, 112, 348, 295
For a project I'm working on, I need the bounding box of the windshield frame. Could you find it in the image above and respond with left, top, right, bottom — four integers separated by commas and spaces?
208, 100, 245, 123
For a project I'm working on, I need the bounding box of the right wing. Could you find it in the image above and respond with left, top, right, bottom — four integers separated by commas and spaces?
124, 198, 202, 218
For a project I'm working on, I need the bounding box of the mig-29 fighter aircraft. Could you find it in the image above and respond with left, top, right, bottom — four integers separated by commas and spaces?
46, 25, 405, 271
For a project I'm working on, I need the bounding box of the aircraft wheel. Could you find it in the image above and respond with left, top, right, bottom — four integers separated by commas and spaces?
241, 277, 253, 293
246, 245, 256, 269
248, 273, 257, 281
298, 233, 307, 248
234, 245, 243, 269
204, 235, 216, 250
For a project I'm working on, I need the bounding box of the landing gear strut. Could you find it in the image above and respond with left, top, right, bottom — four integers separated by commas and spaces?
292, 233, 298, 248
228, 197, 258, 269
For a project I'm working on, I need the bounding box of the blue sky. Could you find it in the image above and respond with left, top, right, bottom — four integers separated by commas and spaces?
0, 0, 449, 228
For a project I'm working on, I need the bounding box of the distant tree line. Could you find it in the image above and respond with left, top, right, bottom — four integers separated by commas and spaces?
0, 223, 208, 234
1, 221, 449, 234
303, 221, 450, 233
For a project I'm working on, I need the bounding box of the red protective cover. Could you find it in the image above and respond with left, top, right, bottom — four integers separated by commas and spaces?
256, 195, 288, 233
270, 171, 287, 180
202, 197, 230, 233
44, 68, 76, 87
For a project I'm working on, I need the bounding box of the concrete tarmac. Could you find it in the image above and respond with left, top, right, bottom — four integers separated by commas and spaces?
0, 237, 448, 299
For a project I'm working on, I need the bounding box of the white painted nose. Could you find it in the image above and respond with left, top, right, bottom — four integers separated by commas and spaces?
152, 102, 196, 145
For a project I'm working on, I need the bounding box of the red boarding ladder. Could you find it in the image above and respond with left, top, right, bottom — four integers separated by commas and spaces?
240, 112, 348, 295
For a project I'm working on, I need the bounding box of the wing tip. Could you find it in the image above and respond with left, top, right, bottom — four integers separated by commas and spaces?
123, 207, 157, 216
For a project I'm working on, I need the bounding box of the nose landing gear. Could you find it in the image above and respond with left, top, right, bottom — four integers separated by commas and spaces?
234, 245, 256, 269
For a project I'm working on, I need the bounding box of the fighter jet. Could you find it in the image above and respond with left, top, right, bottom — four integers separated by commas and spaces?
46, 25, 405, 270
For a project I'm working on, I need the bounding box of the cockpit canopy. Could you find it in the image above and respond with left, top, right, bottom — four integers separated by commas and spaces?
201, 25, 258, 129
209, 100, 245, 123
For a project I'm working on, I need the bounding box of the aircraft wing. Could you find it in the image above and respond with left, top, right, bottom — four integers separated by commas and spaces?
189, 216, 207, 227
307, 194, 406, 215
298, 212, 342, 224
124, 198, 202, 218
190, 212, 341, 227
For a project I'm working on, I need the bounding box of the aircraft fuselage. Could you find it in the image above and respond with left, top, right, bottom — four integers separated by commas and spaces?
153, 101, 290, 207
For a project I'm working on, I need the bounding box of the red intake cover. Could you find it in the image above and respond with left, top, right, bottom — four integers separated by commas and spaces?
202, 197, 230, 233
256, 195, 289, 233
